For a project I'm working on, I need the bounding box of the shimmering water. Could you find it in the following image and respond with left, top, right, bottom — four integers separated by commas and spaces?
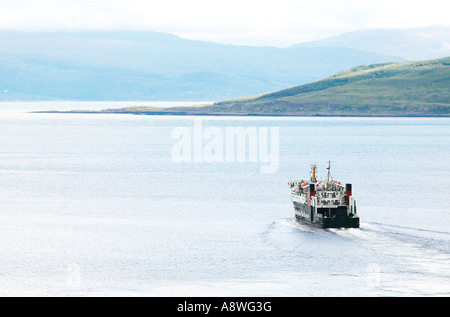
0, 103, 449, 296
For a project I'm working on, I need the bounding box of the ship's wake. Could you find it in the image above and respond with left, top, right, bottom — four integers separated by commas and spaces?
261, 218, 450, 296
336, 221, 450, 255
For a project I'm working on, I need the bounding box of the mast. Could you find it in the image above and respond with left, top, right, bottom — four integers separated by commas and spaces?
311, 164, 318, 182
326, 160, 332, 184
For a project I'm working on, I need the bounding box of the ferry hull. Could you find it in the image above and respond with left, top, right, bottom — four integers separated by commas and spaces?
293, 202, 359, 229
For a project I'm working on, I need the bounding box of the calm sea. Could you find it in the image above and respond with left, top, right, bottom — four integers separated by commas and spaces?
0, 102, 449, 296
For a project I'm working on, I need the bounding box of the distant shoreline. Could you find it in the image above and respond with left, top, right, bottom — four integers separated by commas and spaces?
31, 109, 450, 117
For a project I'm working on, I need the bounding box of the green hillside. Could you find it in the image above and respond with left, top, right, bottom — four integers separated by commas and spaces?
202, 56, 450, 116
42, 56, 450, 117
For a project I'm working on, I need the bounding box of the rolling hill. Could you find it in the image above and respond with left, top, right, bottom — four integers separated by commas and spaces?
108, 56, 449, 116
206, 57, 450, 116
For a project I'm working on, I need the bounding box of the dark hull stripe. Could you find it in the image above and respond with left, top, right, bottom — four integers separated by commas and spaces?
293, 202, 359, 229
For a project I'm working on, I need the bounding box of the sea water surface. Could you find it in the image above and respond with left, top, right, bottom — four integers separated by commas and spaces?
0, 103, 449, 296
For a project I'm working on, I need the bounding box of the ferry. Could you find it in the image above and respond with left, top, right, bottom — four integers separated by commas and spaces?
288, 162, 359, 228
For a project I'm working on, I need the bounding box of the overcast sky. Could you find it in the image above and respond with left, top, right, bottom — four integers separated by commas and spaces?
1, 0, 450, 46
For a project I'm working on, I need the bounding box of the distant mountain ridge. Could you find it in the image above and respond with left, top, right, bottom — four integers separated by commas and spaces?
0, 30, 401, 101
297, 26, 450, 61
1, 27, 450, 102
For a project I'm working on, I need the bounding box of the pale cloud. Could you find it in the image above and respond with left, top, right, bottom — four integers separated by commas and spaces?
363, 0, 450, 29
0, 0, 449, 46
